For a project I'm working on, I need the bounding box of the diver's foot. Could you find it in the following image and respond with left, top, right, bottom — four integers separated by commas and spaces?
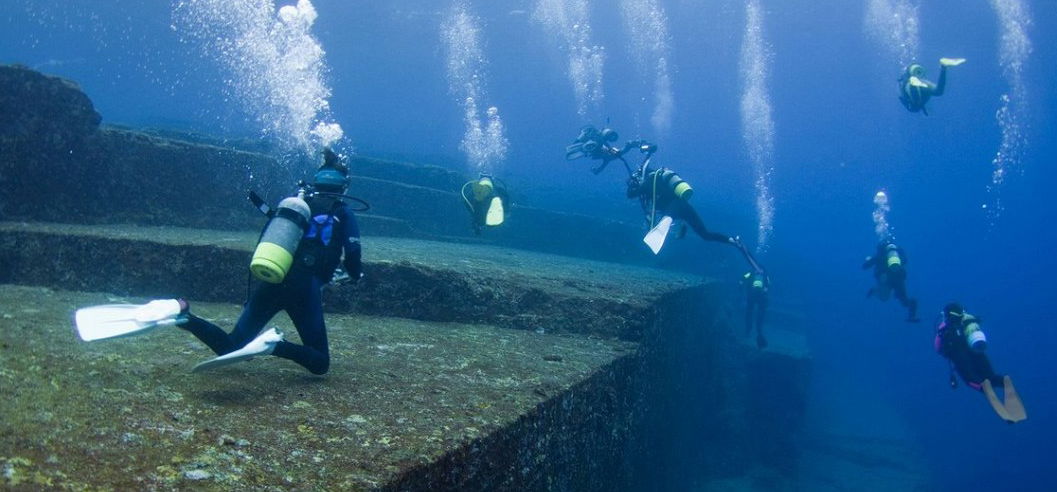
177, 298, 190, 314
939, 57, 966, 67
191, 328, 283, 373
728, 235, 743, 247
756, 334, 768, 349
134, 299, 184, 324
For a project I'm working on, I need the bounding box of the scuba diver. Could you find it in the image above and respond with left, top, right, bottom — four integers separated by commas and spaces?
566, 124, 763, 271
73, 148, 364, 375
460, 172, 509, 235
565, 124, 630, 175
898, 57, 966, 115
936, 303, 1026, 423
742, 269, 769, 349
862, 239, 919, 322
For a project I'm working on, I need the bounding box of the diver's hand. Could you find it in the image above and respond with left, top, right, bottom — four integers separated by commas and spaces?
330, 268, 352, 286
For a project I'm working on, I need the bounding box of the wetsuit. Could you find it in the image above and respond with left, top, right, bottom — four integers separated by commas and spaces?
627, 168, 729, 244
935, 314, 1003, 391
182, 194, 362, 375
461, 179, 509, 235
743, 271, 769, 348
899, 66, 948, 115
863, 242, 918, 320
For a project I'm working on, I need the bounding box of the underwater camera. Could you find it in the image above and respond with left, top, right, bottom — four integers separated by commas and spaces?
565, 125, 619, 161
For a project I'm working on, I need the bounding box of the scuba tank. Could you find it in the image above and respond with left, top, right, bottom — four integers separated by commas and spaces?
885, 245, 902, 268
963, 315, 987, 352
249, 194, 311, 283
656, 169, 694, 201
472, 176, 494, 202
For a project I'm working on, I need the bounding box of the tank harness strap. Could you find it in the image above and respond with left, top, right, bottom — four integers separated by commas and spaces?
649, 169, 660, 228
460, 181, 475, 211
275, 206, 309, 231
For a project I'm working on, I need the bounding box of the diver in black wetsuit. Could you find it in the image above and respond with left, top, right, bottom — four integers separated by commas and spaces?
180, 148, 363, 375
898, 58, 966, 115
460, 172, 509, 235
863, 239, 919, 322
566, 124, 763, 271
935, 304, 1001, 390
935, 303, 1027, 423
742, 270, 769, 349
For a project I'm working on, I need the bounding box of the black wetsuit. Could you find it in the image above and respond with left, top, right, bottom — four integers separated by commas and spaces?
899, 65, 949, 115
743, 272, 769, 348
182, 195, 362, 375
627, 168, 729, 244
863, 243, 918, 320
936, 315, 1003, 391
461, 180, 509, 235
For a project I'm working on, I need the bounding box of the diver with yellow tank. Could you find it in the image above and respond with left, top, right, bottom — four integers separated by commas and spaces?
862, 239, 919, 322
73, 148, 365, 375
566, 124, 762, 271
898, 57, 966, 115
178, 147, 365, 374
935, 303, 1026, 423
460, 172, 509, 235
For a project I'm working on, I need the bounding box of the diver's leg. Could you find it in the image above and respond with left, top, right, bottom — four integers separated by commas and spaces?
934, 66, 948, 96
675, 201, 730, 244
181, 285, 281, 356
969, 351, 999, 386
755, 297, 768, 348
181, 314, 238, 356
272, 278, 331, 375
227, 284, 284, 349
744, 299, 755, 336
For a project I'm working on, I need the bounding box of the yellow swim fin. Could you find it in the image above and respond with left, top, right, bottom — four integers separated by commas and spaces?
940, 57, 967, 67
982, 379, 1015, 423
485, 196, 504, 226
908, 76, 930, 88
1001, 376, 1027, 423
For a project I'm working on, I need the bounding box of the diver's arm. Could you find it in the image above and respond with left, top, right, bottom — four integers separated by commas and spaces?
862, 256, 876, 269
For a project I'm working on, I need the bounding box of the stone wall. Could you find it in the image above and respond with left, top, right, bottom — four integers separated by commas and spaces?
0, 65, 645, 265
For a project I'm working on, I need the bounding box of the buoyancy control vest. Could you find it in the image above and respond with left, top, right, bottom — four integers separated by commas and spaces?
292, 196, 346, 281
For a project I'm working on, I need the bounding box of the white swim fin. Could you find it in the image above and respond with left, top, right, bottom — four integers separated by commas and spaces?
643, 216, 674, 255
192, 328, 283, 373
74, 300, 186, 342
939, 57, 966, 67
908, 76, 929, 88
485, 196, 505, 226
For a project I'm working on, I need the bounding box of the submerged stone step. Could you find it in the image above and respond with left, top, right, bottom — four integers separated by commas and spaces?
0, 221, 701, 341
0, 221, 813, 489
0, 285, 638, 490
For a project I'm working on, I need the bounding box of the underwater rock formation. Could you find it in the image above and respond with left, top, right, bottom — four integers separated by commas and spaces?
0, 64, 643, 265
0, 222, 810, 489
0, 65, 814, 489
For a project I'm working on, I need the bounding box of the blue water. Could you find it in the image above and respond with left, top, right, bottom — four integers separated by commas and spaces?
3, 1, 1055, 490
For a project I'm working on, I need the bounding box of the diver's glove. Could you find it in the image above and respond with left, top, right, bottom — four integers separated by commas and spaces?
330, 268, 359, 286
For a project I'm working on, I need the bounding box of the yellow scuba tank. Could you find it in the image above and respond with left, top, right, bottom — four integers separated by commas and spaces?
885, 246, 902, 268
250, 195, 311, 283
658, 169, 693, 201
963, 315, 987, 352
472, 177, 494, 202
